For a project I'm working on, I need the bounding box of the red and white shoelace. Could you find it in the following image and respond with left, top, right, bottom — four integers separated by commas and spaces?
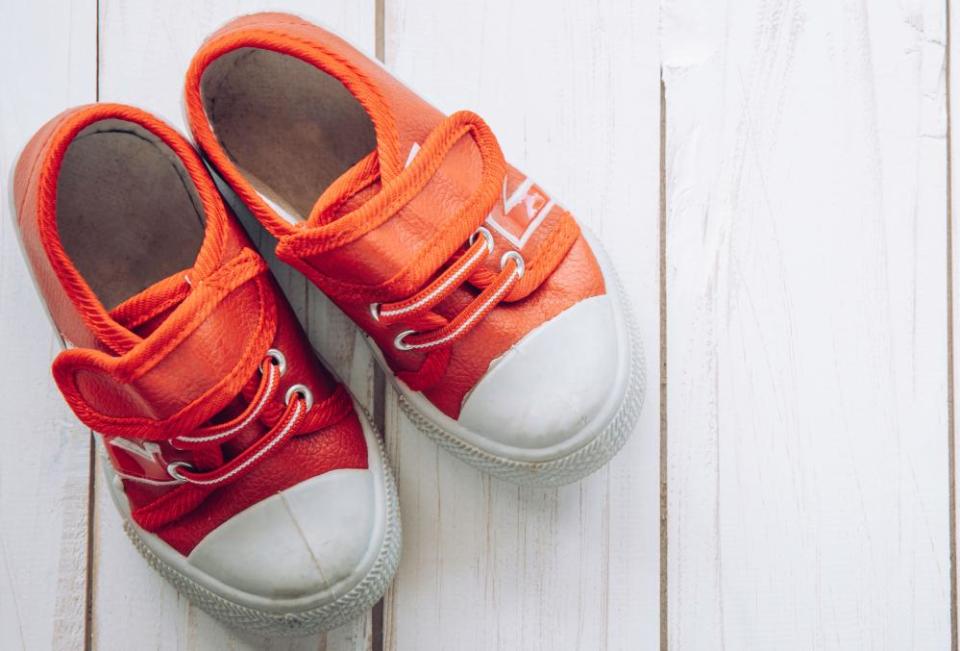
111, 348, 334, 488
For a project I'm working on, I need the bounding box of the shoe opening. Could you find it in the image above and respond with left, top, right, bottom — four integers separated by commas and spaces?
199, 48, 377, 220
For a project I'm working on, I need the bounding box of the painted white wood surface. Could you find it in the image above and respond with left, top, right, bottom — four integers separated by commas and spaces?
3, 0, 957, 649
663, 0, 950, 648
93, 2, 377, 650
0, 1, 96, 649
381, 2, 660, 650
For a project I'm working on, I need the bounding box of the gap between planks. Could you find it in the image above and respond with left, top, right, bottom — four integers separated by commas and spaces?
658, 72, 668, 651
371, 5, 388, 651
83, 3, 101, 649
948, 0, 958, 648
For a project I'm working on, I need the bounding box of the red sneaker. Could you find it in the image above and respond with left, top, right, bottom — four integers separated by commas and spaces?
185, 13, 645, 485
12, 103, 400, 635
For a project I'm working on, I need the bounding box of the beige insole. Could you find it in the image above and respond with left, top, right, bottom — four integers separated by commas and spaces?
200, 47, 377, 219
56, 120, 205, 310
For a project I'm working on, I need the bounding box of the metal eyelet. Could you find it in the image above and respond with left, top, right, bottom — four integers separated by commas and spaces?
166, 460, 194, 483
500, 250, 525, 278
284, 383, 314, 411
369, 303, 381, 322
469, 226, 495, 253
264, 348, 287, 376
393, 329, 416, 352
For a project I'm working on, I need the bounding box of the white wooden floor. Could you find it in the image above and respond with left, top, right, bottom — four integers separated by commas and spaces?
0, 0, 955, 649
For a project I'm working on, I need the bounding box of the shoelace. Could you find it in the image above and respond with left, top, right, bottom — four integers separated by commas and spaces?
279, 111, 574, 388
372, 226, 523, 352
111, 348, 344, 487
109, 348, 351, 530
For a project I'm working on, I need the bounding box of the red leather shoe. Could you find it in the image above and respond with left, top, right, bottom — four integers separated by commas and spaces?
12, 104, 400, 636
185, 13, 645, 485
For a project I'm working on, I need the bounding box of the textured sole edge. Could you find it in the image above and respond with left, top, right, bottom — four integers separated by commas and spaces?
120, 408, 401, 637
384, 256, 646, 486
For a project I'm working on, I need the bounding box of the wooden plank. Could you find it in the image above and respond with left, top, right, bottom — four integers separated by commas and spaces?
951, 0, 960, 646
0, 2, 96, 649
663, 0, 950, 647
381, 2, 661, 649
93, 2, 377, 648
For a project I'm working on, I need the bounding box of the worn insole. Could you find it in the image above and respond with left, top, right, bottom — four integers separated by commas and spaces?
56, 121, 205, 310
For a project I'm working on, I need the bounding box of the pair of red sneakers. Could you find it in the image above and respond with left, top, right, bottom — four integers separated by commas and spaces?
12, 13, 644, 635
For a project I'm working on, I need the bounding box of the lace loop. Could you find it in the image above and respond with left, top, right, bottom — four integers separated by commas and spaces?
171, 355, 283, 449
375, 226, 495, 327
171, 393, 307, 487
392, 254, 524, 352
284, 383, 315, 411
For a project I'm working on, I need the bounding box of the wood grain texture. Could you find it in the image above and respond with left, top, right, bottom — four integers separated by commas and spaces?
381, 2, 661, 649
93, 2, 377, 649
951, 0, 960, 646
0, 2, 96, 649
662, 0, 950, 648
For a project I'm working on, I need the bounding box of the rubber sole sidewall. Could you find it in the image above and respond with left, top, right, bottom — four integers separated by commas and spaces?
106, 405, 401, 637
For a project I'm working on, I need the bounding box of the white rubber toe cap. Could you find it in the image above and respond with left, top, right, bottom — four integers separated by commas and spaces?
458, 294, 619, 451
186, 468, 375, 600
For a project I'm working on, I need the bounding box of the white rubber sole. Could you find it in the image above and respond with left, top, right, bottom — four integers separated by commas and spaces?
102, 401, 401, 637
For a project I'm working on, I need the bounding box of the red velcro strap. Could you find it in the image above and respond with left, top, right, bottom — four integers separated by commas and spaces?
51, 249, 276, 440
